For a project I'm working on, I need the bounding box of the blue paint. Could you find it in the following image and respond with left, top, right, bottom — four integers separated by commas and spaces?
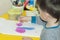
31, 16, 36, 24
29, 0, 34, 5
17, 27, 34, 30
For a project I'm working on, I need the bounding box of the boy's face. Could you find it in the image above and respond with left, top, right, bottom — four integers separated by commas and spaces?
38, 6, 48, 21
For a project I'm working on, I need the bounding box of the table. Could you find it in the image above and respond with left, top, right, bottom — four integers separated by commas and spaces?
0, 14, 43, 40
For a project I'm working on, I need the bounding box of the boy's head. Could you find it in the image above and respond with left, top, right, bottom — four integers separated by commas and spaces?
36, 0, 60, 23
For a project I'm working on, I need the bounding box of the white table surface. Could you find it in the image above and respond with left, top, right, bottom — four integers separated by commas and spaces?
0, 18, 43, 37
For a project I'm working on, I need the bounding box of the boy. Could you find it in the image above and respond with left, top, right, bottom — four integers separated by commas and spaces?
37, 0, 60, 40
19, 0, 60, 40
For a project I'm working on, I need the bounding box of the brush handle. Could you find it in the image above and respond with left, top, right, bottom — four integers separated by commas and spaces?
24, 0, 29, 7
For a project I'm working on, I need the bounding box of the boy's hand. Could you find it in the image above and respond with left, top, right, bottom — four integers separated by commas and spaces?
18, 16, 31, 23
22, 37, 32, 40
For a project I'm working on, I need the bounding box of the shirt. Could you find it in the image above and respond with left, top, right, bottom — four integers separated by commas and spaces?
41, 25, 60, 40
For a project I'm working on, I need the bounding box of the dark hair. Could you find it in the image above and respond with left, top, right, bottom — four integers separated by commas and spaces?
36, 0, 60, 22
